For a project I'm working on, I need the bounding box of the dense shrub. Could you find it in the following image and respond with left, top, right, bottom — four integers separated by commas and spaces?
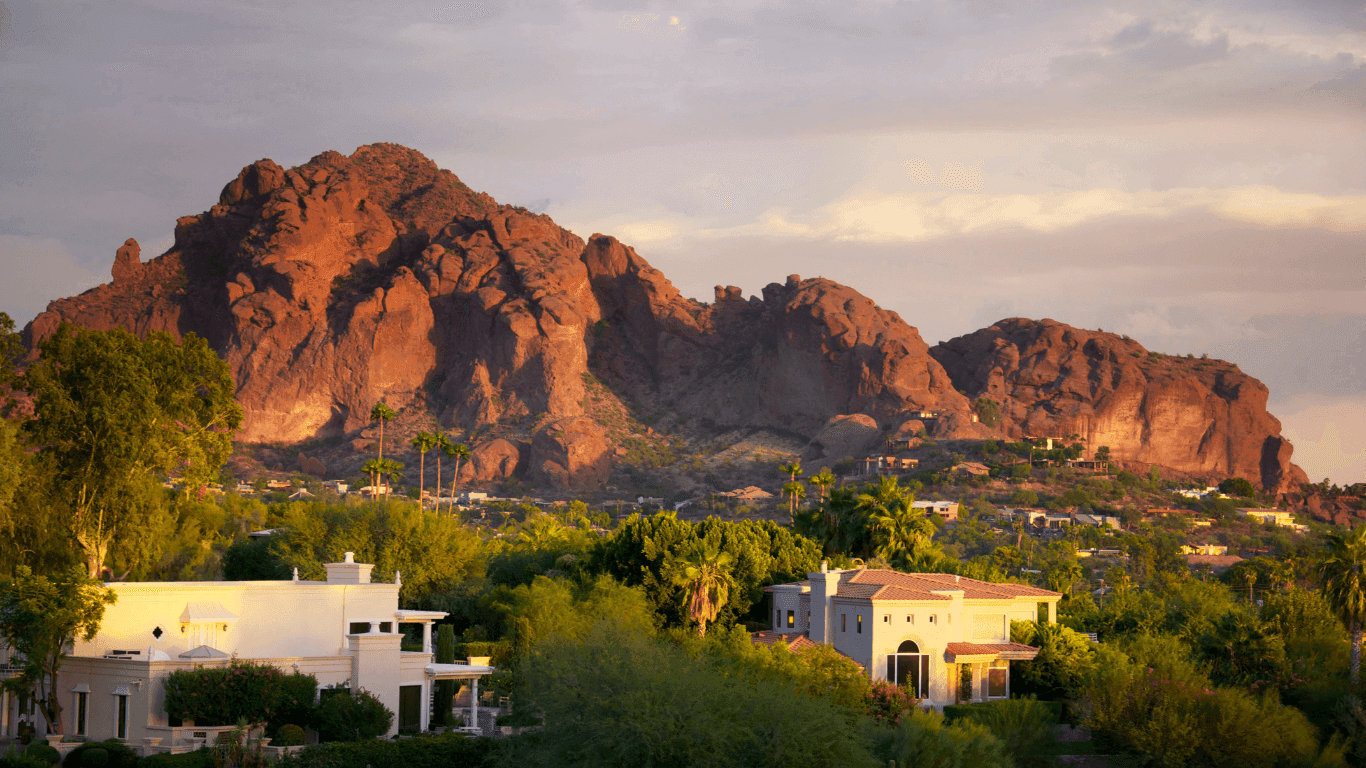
164, 661, 316, 727
133, 749, 213, 768
275, 733, 495, 768
1081, 642, 1330, 768
273, 725, 306, 747
864, 680, 918, 726
316, 688, 393, 742
1010, 620, 1096, 701
0, 749, 48, 768
20, 745, 58, 768
61, 741, 137, 768
864, 707, 1012, 768
268, 673, 319, 734
941, 697, 1057, 768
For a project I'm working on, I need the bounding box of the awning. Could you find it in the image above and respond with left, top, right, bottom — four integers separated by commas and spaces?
394, 610, 448, 622
944, 642, 1040, 662
426, 663, 495, 680
179, 645, 230, 659
180, 602, 239, 623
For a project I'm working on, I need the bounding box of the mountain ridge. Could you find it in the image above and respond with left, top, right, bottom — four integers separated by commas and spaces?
21, 143, 1305, 493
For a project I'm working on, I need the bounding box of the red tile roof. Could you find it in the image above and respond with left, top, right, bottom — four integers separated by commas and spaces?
944, 642, 1041, 661
749, 631, 865, 669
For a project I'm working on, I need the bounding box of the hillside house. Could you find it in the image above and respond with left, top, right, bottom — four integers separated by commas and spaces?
1239, 508, 1309, 533
951, 462, 991, 477
911, 501, 959, 522
1073, 513, 1120, 529
764, 565, 1060, 707
1179, 544, 1229, 556
1, 555, 492, 752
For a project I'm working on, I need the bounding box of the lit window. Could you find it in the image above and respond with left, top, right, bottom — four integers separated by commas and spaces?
786, 610, 794, 628
857, 615, 863, 634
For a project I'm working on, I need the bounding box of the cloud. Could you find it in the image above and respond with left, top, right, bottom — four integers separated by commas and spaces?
713, 185, 1366, 243
0, 235, 101, 326
1274, 394, 1366, 485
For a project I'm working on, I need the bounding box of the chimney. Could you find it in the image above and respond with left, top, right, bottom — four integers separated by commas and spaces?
324, 552, 374, 584
809, 565, 840, 644
820, 559, 828, 574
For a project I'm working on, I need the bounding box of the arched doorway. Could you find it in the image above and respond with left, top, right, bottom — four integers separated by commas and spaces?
887, 640, 929, 699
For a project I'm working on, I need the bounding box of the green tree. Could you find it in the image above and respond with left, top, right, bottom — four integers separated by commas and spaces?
434, 624, 457, 726
361, 458, 384, 494
1095, 445, 1111, 464
1219, 477, 1257, 498
671, 543, 735, 637
410, 432, 437, 503
1320, 525, 1366, 685
21, 326, 242, 576
809, 468, 836, 504
972, 397, 1002, 428
0, 565, 117, 734
779, 461, 803, 517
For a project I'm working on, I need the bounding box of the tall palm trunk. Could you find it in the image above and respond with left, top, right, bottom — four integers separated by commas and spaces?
435, 454, 443, 513
418, 451, 426, 503
1353, 619, 1362, 686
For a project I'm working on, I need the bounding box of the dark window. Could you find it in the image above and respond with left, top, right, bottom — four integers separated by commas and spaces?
75, 692, 87, 736
841, 614, 846, 632
775, 609, 780, 627
152, 626, 163, 640
116, 695, 129, 739
786, 610, 794, 628
1038, 602, 1050, 622
884, 614, 890, 623
887, 643, 930, 699
349, 622, 370, 635
380, 622, 393, 633
988, 668, 1008, 697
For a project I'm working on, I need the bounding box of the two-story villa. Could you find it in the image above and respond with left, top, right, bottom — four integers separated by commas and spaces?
764, 564, 1060, 707
1, 554, 491, 752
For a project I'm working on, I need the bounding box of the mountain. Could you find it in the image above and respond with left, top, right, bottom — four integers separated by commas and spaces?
929, 318, 1307, 493
22, 144, 1305, 492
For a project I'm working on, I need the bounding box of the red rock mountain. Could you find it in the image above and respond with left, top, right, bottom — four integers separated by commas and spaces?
23, 144, 980, 489
929, 319, 1307, 493
23, 145, 1304, 491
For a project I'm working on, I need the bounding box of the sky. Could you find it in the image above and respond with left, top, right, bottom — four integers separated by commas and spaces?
0, 0, 1362, 483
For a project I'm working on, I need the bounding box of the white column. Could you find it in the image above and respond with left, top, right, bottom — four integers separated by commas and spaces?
422, 623, 432, 655
368, 622, 379, 634
469, 677, 479, 733
419, 678, 430, 733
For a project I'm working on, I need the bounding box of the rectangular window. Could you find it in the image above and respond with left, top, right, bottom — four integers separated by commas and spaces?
1038, 602, 1050, 623
929, 615, 936, 624
775, 609, 781, 627
883, 614, 890, 624
857, 615, 863, 634
988, 668, 1008, 698
841, 614, 846, 632
116, 694, 129, 739
907, 614, 913, 623
786, 610, 794, 628
75, 692, 88, 736
348, 622, 370, 634
379, 622, 393, 633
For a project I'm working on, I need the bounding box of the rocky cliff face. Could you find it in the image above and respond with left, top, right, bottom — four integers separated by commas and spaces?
929, 318, 1307, 492
23, 144, 984, 489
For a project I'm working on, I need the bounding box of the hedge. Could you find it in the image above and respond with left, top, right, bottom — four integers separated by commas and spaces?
134, 749, 213, 768
62, 740, 138, 768
454, 641, 511, 665
275, 732, 496, 768
163, 661, 317, 728
942, 699, 1063, 724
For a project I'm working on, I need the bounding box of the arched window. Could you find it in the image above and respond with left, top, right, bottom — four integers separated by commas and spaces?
888, 640, 929, 698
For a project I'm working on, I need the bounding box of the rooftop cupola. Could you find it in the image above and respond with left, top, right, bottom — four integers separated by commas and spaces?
324, 551, 374, 584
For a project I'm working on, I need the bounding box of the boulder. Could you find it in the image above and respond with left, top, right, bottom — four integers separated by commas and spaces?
528, 417, 612, 490
805, 414, 881, 461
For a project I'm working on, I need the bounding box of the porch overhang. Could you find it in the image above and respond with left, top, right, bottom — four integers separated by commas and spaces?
425, 663, 495, 680
944, 642, 1040, 663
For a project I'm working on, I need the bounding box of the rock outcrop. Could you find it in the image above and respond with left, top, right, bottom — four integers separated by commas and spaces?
21, 145, 1306, 491
929, 318, 1307, 492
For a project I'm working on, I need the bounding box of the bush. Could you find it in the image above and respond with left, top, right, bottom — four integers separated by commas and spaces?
0, 749, 49, 768
274, 733, 496, 768
865, 679, 918, 726
942, 697, 1057, 768
316, 688, 393, 742
76, 750, 105, 768
132, 749, 213, 768
269, 673, 319, 734
273, 724, 306, 747
865, 707, 1011, 768
20, 745, 58, 768
164, 661, 316, 728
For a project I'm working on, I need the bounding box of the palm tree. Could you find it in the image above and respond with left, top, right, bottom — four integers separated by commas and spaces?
446, 442, 471, 504
1244, 568, 1259, 603
672, 544, 734, 637
779, 461, 803, 517
1056, 560, 1084, 597
867, 499, 936, 566
410, 432, 437, 504
809, 468, 836, 504
432, 433, 451, 512
379, 458, 404, 499
361, 458, 384, 495
783, 481, 807, 519
370, 401, 397, 467
1320, 525, 1366, 684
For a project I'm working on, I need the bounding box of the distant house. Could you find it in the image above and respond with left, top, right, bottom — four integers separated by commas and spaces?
763, 564, 1059, 708
859, 456, 919, 477
1238, 508, 1309, 532
912, 500, 959, 522
1179, 544, 1229, 556
951, 462, 991, 477
1065, 460, 1106, 472
1073, 513, 1120, 529
1076, 548, 1126, 559
288, 488, 314, 501
719, 486, 775, 501
458, 491, 490, 505
322, 480, 350, 495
